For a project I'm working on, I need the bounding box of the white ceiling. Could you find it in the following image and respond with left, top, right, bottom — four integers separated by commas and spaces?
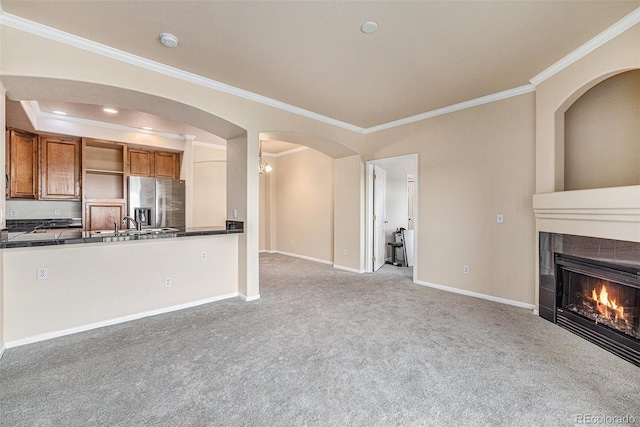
1, 1, 639, 148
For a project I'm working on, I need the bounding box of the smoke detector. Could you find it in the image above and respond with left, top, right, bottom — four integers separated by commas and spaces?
360, 21, 378, 34
159, 33, 179, 48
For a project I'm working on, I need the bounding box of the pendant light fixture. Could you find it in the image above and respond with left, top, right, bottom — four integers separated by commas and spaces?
258, 141, 272, 174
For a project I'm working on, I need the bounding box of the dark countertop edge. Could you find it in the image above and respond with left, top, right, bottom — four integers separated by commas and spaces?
0, 227, 243, 249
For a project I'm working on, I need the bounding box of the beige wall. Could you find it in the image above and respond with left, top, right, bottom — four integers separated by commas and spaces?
276, 149, 335, 262
258, 155, 277, 252
193, 144, 227, 227
334, 155, 365, 271
366, 93, 536, 305
564, 69, 640, 190
0, 81, 5, 354
3, 235, 238, 344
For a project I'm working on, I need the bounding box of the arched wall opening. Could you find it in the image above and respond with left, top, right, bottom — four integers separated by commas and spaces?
257, 130, 364, 271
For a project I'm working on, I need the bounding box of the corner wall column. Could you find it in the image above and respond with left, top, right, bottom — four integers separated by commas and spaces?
227, 132, 260, 300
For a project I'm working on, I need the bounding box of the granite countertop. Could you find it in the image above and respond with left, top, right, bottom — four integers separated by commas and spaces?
0, 221, 244, 249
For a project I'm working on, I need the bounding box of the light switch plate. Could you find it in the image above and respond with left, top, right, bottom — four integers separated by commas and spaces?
497, 214, 504, 224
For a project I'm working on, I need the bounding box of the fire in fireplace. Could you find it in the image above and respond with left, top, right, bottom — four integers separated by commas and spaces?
561, 269, 639, 340
555, 254, 640, 366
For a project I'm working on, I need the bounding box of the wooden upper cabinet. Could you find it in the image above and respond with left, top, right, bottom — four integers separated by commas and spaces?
7, 129, 38, 199
127, 148, 180, 179
154, 151, 180, 179
40, 136, 81, 200
128, 148, 153, 177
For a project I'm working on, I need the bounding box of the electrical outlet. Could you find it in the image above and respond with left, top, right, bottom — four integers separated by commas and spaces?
37, 267, 48, 280
10, 209, 17, 217
54, 209, 61, 216
342, 249, 347, 256
164, 277, 172, 287
201, 251, 207, 261
233, 209, 238, 219
463, 265, 470, 275
497, 214, 504, 224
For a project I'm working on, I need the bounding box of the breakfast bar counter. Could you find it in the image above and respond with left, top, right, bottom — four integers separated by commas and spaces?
1, 221, 243, 249
1, 221, 244, 346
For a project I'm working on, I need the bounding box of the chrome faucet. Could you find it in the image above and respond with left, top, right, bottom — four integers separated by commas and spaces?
122, 216, 142, 231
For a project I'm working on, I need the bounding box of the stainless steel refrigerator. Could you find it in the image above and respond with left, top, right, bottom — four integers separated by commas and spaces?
128, 177, 185, 228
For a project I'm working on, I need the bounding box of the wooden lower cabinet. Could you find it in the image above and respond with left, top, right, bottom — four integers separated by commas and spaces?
84, 202, 126, 231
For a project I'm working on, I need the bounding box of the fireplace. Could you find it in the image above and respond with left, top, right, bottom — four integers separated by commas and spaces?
539, 233, 640, 366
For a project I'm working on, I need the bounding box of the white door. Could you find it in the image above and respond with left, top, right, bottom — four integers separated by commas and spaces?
372, 165, 387, 271
407, 176, 415, 230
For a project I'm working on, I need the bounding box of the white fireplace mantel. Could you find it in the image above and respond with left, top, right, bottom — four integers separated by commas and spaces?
533, 185, 640, 243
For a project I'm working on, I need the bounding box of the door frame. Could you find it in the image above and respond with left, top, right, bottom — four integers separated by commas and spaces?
365, 153, 419, 281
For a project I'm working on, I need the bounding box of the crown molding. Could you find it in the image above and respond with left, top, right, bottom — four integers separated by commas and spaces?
530, 7, 640, 86
2, 7, 638, 136
365, 84, 536, 134
0, 12, 366, 134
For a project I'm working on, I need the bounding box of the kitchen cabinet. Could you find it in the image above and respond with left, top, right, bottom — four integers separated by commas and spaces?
84, 201, 126, 231
154, 151, 181, 179
82, 138, 127, 231
82, 138, 126, 200
128, 148, 153, 177
7, 129, 38, 199
39, 136, 81, 200
127, 147, 181, 179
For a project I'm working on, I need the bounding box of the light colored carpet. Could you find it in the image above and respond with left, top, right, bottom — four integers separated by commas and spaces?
1, 253, 638, 426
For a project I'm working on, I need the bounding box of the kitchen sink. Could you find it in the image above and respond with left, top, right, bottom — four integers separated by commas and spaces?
90, 227, 179, 237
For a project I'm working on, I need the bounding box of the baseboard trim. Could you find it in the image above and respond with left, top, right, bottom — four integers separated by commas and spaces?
414, 279, 536, 310
4, 292, 239, 349
0, 344, 5, 360
239, 293, 261, 302
273, 250, 333, 265
333, 264, 365, 274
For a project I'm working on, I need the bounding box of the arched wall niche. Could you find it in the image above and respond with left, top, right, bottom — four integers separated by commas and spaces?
551, 67, 639, 191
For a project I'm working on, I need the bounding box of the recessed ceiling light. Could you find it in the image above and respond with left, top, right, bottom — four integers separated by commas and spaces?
52, 110, 67, 115
360, 21, 378, 34
160, 33, 179, 48
103, 107, 118, 114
